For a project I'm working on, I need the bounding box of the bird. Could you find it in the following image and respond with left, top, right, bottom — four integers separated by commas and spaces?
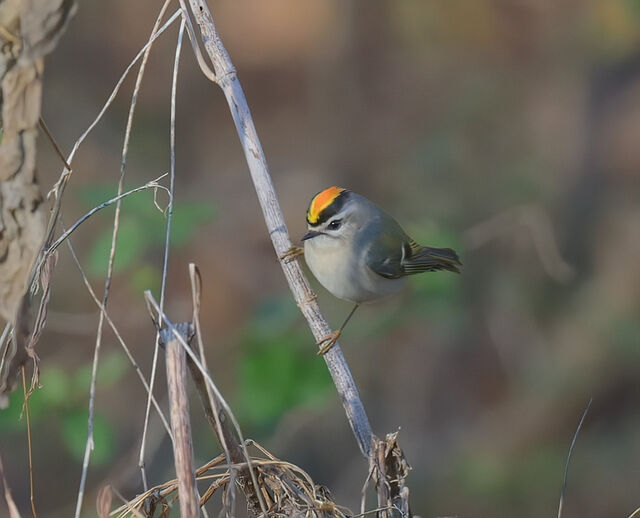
287, 186, 461, 355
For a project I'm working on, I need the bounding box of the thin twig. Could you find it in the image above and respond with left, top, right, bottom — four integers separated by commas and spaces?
188, 265, 270, 517
112, 454, 228, 518
111, 0, 174, 494
74, 7, 177, 514
557, 398, 593, 518
111, 444, 355, 518
38, 117, 72, 172
45, 176, 169, 258
138, 0, 182, 491
176, 0, 217, 83
40, 8, 181, 279
57, 8, 181, 171
21, 367, 37, 518
181, 0, 374, 458
6, 6, 176, 416
0, 324, 13, 388
188, 264, 238, 517
64, 238, 173, 438
111, 485, 148, 518
351, 505, 399, 518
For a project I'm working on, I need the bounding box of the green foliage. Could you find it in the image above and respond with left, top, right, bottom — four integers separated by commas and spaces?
72, 352, 129, 391
40, 366, 72, 407
62, 411, 115, 465
80, 185, 215, 279
0, 351, 128, 463
88, 219, 146, 276
236, 296, 331, 431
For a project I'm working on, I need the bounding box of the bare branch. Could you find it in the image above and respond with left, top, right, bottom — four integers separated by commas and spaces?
180, 0, 373, 459
38, 117, 72, 172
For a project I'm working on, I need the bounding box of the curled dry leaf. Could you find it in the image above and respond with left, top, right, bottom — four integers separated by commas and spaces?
371, 432, 412, 518
96, 484, 113, 518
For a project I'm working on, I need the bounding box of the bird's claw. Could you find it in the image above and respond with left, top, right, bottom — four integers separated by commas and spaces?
316, 330, 342, 355
280, 246, 304, 263
304, 290, 318, 304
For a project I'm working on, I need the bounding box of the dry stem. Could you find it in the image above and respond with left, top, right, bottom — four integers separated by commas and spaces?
186, 265, 264, 517
162, 324, 200, 518
145, 288, 268, 517
180, 0, 373, 459
138, 0, 180, 491
74, 6, 179, 513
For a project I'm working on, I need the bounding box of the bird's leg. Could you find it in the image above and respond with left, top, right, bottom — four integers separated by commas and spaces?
317, 304, 360, 355
280, 246, 304, 263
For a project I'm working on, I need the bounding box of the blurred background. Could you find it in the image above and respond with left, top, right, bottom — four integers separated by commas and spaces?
2, 1, 640, 516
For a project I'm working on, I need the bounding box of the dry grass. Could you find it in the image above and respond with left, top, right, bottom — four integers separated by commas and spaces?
112, 442, 352, 518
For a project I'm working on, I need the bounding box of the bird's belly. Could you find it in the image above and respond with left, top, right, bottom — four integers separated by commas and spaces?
304, 240, 404, 303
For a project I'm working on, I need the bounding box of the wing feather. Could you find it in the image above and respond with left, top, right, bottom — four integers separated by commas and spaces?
361, 204, 462, 278
402, 241, 461, 274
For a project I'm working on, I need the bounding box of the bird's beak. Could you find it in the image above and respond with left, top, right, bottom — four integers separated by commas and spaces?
302, 230, 323, 241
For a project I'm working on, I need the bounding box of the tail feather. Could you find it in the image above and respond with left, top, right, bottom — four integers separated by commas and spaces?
402, 245, 462, 275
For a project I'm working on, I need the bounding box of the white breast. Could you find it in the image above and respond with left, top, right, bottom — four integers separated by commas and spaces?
304, 237, 404, 303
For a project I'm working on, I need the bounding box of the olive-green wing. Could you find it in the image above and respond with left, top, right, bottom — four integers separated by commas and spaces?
401, 240, 461, 275
364, 217, 411, 279
364, 209, 462, 278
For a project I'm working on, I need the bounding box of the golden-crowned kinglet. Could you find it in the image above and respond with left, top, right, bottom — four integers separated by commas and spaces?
300, 186, 461, 354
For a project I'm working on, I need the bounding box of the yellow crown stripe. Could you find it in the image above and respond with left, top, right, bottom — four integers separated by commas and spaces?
307, 186, 345, 224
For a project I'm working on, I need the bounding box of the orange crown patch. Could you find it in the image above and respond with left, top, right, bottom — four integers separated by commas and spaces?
307, 186, 345, 224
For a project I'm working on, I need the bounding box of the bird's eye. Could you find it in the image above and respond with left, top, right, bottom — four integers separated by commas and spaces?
328, 219, 342, 231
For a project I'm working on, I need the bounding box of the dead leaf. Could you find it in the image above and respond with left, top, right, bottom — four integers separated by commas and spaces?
96, 484, 113, 518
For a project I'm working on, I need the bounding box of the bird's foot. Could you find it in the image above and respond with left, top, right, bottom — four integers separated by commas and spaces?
316, 330, 342, 355
304, 290, 318, 304
280, 246, 304, 263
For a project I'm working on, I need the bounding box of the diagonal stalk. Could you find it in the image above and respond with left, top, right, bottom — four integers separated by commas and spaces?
181, 0, 373, 458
